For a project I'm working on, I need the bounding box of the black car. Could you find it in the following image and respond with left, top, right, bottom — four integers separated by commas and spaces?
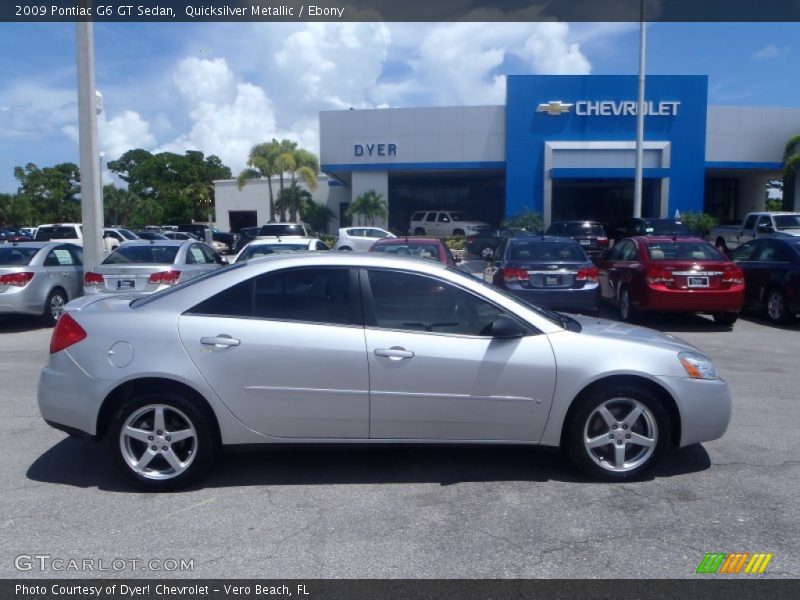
133, 230, 169, 241
486, 235, 600, 313
177, 224, 236, 250
234, 226, 260, 253
466, 227, 531, 260
613, 218, 691, 242
0, 229, 32, 243
545, 220, 609, 261
731, 238, 800, 324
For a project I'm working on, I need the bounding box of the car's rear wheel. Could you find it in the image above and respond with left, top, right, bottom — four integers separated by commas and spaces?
42, 288, 67, 326
565, 384, 670, 481
765, 287, 791, 324
108, 393, 218, 490
713, 312, 738, 326
414, 227, 425, 235
618, 287, 637, 322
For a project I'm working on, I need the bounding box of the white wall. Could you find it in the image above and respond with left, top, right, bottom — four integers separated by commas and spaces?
706, 106, 800, 163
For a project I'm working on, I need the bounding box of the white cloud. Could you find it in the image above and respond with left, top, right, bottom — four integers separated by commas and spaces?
99, 110, 156, 160
753, 44, 790, 60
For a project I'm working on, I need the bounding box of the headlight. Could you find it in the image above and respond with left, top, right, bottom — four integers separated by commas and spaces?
678, 351, 717, 380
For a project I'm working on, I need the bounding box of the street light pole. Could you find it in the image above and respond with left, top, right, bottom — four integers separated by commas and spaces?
76, 15, 104, 270
633, 0, 647, 218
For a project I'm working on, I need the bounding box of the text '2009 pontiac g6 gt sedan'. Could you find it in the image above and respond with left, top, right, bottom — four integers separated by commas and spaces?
38, 253, 731, 489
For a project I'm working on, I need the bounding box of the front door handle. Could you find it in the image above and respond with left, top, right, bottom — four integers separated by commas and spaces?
374, 347, 414, 360
200, 335, 240, 348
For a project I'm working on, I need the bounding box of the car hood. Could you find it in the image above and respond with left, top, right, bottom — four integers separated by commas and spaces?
566, 313, 701, 354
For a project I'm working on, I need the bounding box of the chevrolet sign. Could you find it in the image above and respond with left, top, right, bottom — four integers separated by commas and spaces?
537, 100, 681, 117
537, 101, 574, 116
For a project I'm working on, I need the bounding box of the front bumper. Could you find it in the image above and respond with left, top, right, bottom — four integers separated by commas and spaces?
654, 375, 732, 446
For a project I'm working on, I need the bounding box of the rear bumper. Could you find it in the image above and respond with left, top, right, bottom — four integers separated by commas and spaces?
639, 285, 744, 313
0, 287, 44, 316
654, 376, 732, 446
504, 283, 600, 311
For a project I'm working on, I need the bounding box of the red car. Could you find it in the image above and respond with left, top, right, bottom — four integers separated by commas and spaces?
597, 236, 745, 325
369, 236, 458, 268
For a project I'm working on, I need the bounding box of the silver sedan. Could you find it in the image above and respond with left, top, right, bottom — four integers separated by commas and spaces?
38, 253, 731, 489
0, 242, 83, 325
83, 240, 224, 295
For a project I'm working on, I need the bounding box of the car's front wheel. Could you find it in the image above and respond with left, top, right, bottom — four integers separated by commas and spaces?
713, 312, 738, 326
565, 384, 670, 481
108, 393, 218, 490
765, 287, 791, 324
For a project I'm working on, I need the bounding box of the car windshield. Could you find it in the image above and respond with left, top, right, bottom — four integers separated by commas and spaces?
237, 244, 310, 261
372, 243, 440, 261
646, 242, 725, 261
565, 223, 605, 236
0, 247, 39, 265
258, 224, 306, 236
507, 241, 586, 261
774, 215, 800, 229
117, 229, 139, 240
647, 220, 691, 235
102, 245, 180, 265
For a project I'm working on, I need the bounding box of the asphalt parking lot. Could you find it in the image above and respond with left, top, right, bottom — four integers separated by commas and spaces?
1, 308, 798, 579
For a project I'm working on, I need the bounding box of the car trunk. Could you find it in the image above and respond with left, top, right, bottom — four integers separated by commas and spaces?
94, 265, 177, 293
513, 261, 586, 289
656, 261, 731, 290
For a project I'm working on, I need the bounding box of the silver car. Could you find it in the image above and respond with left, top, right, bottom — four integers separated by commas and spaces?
333, 227, 395, 251
38, 253, 731, 489
83, 240, 223, 295
0, 242, 83, 325
233, 237, 329, 263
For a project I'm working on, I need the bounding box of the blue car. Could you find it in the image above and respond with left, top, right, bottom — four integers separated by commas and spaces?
485, 235, 600, 313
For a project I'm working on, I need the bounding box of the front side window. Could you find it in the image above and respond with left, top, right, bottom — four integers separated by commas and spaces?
366, 270, 503, 336
743, 215, 758, 230
438, 213, 451, 223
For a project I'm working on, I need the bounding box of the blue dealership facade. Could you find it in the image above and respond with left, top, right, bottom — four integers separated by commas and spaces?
217, 74, 800, 234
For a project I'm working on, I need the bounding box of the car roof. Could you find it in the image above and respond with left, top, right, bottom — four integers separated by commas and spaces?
372, 237, 441, 244
248, 237, 316, 245
243, 250, 449, 270
551, 220, 604, 225
635, 236, 706, 243
0, 241, 57, 249
508, 235, 580, 243
112, 240, 188, 247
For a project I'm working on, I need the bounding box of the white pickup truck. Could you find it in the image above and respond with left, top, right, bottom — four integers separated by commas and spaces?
33, 224, 139, 253
710, 212, 800, 251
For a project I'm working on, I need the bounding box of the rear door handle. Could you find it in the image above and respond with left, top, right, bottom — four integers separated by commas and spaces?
374, 347, 414, 360
200, 336, 240, 348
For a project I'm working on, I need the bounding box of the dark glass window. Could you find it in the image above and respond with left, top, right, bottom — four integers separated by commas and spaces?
254, 268, 356, 325
646, 242, 724, 261
102, 245, 179, 265
189, 280, 253, 317
367, 270, 502, 336
0, 247, 38, 265
507, 240, 587, 262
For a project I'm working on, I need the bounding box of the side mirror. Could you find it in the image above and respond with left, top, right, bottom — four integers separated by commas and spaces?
488, 314, 525, 339
757, 223, 774, 233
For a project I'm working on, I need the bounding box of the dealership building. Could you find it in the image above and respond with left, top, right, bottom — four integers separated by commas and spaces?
215, 75, 800, 233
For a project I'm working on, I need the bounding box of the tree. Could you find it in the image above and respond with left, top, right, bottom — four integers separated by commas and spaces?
103, 184, 141, 226
503, 209, 543, 232
13, 162, 81, 223
275, 184, 335, 233
680, 211, 718, 238
783, 134, 800, 211
286, 148, 319, 222
237, 141, 280, 222
0, 193, 35, 227
347, 190, 388, 226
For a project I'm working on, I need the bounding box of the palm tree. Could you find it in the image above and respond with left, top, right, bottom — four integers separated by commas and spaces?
103, 184, 140, 226
237, 141, 281, 222
346, 190, 388, 226
287, 148, 319, 222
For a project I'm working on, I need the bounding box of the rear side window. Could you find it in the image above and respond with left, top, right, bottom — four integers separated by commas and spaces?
743, 215, 758, 230
35, 226, 79, 241
103, 245, 179, 265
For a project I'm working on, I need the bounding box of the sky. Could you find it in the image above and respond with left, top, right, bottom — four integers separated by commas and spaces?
0, 21, 798, 193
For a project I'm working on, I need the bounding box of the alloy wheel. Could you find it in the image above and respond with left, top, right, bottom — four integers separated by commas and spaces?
49, 293, 65, 321
583, 398, 658, 473
767, 290, 786, 323
119, 404, 198, 481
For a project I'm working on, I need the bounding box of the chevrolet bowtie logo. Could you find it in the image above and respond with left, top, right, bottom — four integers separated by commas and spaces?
537, 100, 573, 116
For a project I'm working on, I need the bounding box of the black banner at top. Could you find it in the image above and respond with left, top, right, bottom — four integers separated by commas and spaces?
4, 0, 800, 23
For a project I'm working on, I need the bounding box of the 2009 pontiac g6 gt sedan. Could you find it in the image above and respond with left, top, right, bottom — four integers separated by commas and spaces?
38, 253, 731, 489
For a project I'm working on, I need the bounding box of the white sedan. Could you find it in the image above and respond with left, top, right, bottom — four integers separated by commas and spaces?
333, 227, 395, 251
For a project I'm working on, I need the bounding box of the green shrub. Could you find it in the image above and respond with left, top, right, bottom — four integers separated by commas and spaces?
320, 234, 336, 248
442, 236, 466, 251
503, 209, 543, 232
680, 211, 718, 237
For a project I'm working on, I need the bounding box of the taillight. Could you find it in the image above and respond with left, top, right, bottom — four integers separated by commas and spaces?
49, 313, 87, 354
722, 266, 744, 285
576, 266, 600, 282
84, 272, 104, 286
0, 271, 34, 287
646, 266, 674, 285
597, 236, 609, 246
502, 267, 529, 283
148, 270, 181, 285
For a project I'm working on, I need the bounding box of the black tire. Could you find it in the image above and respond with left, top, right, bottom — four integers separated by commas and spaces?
107, 392, 219, 490
453, 229, 465, 237
479, 245, 495, 260
414, 228, 425, 235
41, 287, 67, 327
618, 287, 637, 322
564, 383, 671, 481
713, 312, 738, 326
764, 287, 792, 325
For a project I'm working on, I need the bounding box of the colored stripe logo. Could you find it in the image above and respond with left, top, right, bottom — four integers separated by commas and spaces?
697, 552, 773, 574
